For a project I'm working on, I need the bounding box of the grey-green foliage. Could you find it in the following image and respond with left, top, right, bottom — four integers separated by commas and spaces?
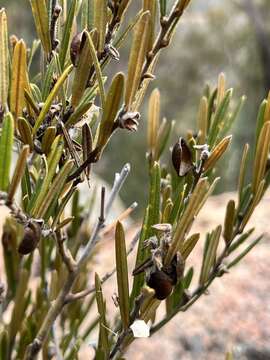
0, 1, 269, 359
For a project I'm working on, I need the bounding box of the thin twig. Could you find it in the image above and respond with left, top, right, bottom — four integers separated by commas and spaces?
65, 230, 140, 304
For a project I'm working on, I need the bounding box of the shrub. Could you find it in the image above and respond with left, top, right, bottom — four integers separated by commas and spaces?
0, 1, 269, 359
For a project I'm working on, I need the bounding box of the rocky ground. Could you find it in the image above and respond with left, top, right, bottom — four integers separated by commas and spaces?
1, 191, 270, 359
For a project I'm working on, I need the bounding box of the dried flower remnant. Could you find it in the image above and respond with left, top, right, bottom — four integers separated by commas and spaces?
18, 222, 42, 255
172, 137, 194, 176
119, 111, 141, 132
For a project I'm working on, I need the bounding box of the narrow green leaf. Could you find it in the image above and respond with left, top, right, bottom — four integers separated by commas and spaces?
208, 89, 233, 147
0, 9, 9, 108
18, 117, 34, 150
96, 72, 125, 151
71, 30, 96, 108
159, 0, 167, 17
31, 136, 64, 217
29, 0, 51, 54
8, 145, 30, 202
179, 233, 200, 260
228, 235, 263, 269
238, 144, 249, 205
252, 121, 270, 193
41, 126, 57, 155
85, 30, 106, 110
166, 178, 210, 264
200, 225, 222, 284
93, 0, 107, 53
59, 0, 78, 68
228, 228, 255, 254
95, 273, 109, 358
0, 113, 14, 191
223, 200, 235, 244
148, 88, 160, 158
35, 159, 74, 219
115, 221, 130, 330
125, 11, 150, 109
33, 64, 73, 135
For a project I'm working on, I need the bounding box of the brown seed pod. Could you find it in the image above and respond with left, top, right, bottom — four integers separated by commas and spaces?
172, 137, 193, 176
146, 269, 173, 300
18, 222, 41, 255
70, 32, 85, 67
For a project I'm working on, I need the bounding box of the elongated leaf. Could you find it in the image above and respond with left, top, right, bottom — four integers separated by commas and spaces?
130, 206, 150, 307
31, 136, 64, 217
96, 72, 125, 151
252, 121, 270, 193
82, 123, 93, 178
148, 88, 160, 157
166, 178, 210, 264
10, 40, 27, 120
95, 273, 109, 358
204, 135, 232, 172
208, 89, 233, 147
228, 235, 263, 269
143, 0, 157, 51
197, 96, 208, 145
115, 221, 130, 330
255, 99, 267, 151
159, 0, 167, 17
0, 9, 9, 108
18, 117, 34, 150
223, 200, 235, 244
41, 126, 57, 155
228, 228, 254, 254
59, 0, 78, 68
33, 64, 73, 134
179, 233, 200, 259
30, 0, 51, 54
94, 0, 107, 53
125, 11, 150, 109
156, 118, 174, 160
35, 159, 73, 219
200, 225, 221, 284
216, 72, 225, 108
0, 113, 14, 191
8, 145, 30, 202
85, 30, 106, 110
238, 144, 249, 204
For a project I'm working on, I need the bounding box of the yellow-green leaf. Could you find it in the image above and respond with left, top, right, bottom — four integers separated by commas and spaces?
33, 64, 73, 135
125, 11, 150, 110
0, 9, 9, 108
29, 0, 51, 54
115, 221, 130, 330
71, 31, 96, 108
148, 88, 160, 157
96, 72, 125, 151
0, 112, 14, 191
10, 40, 27, 120
8, 145, 30, 202
204, 135, 232, 172
93, 0, 107, 53
18, 117, 34, 150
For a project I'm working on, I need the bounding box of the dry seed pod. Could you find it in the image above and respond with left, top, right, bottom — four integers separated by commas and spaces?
172, 137, 193, 176
70, 32, 84, 67
18, 222, 41, 255
146, 269, 173, 300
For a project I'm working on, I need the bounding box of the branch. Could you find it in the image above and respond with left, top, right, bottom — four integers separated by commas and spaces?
23, 165, 131, 359
65, 230, 140, 304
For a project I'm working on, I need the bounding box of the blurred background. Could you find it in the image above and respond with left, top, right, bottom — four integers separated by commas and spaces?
2, 0, 270, 216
